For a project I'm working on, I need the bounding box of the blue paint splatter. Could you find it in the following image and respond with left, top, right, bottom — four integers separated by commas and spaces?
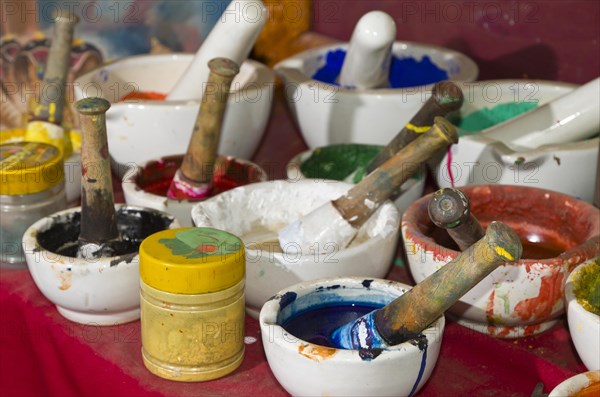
408, 336, 428, 397
312, 49, 449, 88
278, 291, 297, 311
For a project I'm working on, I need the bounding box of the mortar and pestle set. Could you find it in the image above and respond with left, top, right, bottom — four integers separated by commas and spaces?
22, 96, 179, 325
73, 0, 274, 181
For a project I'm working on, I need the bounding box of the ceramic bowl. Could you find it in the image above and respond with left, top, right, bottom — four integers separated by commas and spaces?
435, 80, 599, 203
191, 180, 400, 318
260, 277, 444, 396
22, 205, 179, 325
402, 184, 600, 338
274, 41, 478, 148
286, 144, 425, 215
565, 258, 600, 371
122, 154, 268, 227
73, 53, 275, 176
549, 371, 600, 397
0, 128, 82, 203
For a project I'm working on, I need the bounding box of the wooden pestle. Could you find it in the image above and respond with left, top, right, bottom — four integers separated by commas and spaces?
74, 97, 119, 258
334, 117, 457, 229
26, 14, 79, 156
366, 81, 464, 173
428, 187, 485, 251
331, 221, 522, 349
166, 58, 240, 200
278, 116, 458, 253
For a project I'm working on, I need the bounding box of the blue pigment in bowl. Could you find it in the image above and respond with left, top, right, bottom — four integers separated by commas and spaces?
281, 303, 381, 348
312, 49, 449, 88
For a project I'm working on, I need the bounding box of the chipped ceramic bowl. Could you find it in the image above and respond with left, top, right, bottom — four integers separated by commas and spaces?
0, 128, 82, 203
565, 258, 600, 371
274, 41, 477, 148
286, 144, 425, 215
549, 371, 600, 397
122, 154, 268, 227
436, 80, 599, 203
73, 53, 275, 176
191, 180, 400, 318
402, 184, 600, 338
259, 277, 444, 396
22, 205, 179, 325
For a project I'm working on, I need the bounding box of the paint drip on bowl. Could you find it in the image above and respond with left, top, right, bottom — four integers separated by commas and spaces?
312, 49, 448, 88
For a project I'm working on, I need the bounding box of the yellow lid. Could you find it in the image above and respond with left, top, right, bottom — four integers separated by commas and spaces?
140, 227, 245, 294
0, 142, 64, 195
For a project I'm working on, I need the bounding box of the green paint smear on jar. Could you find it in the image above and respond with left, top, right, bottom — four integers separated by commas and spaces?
451, 102, 538, 136
573, 258, 600, 316
300, 144, 383, 184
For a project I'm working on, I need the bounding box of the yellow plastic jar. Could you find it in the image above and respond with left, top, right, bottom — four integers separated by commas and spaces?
0, 142, 66, 266
139, 227, 246, 382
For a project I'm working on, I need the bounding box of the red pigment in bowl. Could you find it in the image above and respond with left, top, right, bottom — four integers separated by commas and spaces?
120, 91, 166, 101
136, 156, 258, 197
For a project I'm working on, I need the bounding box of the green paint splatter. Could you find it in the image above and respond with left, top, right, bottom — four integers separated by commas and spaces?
450, 102, 538, 136
159, 228, 241, 259
573, 258, 600, 315
259, 270, 265, 278
394, 257, 406, 268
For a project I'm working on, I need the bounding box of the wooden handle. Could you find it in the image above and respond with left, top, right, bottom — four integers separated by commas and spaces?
374, 221, 522, 345
180, 57, 240, 184
333, 116, 458, 228
428, 188, 485, 251
32, 14, 79, 125
75, 97, 118, 244
366, 81, 463, 172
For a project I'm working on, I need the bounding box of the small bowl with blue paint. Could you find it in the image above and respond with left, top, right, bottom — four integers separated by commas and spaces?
274, 41, 477, 148
286, 143, 425, 215
259, 277, 444, 397
436, 80, 599, 202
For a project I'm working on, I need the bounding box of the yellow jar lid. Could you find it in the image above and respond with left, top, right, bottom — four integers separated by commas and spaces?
140, 227, 245, 294
0, 142, 64, 195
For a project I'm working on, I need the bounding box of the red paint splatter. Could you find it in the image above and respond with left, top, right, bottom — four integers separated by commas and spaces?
446, 146, 455, 188
196, 244, 218, 253
485, 289, 496, 334
523, 324, 541, 337
514, 271, 565, 321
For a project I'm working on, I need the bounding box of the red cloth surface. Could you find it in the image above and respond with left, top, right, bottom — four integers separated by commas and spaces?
0, 264, 587, 397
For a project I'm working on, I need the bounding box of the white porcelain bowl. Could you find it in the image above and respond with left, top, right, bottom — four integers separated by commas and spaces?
22, 205, 179, 325
549, 371, 600, 397
73, 54, 275, 176
402, 185, 600, 338
565, 259, 600, 371
436, 80, 599, 203
122, 154, 268, 227
286, 144, 425, 215
191, 180, 400, 318
260, 277, 445, 396
274, 41, 478, 148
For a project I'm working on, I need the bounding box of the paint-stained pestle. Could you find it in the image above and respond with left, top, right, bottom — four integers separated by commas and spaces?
166, 0, 267, 101
428, 188, 485, 251
25, 14, 79, 157
166, 58, 240, 200
338, 10, 396, 89
75, 98, 119, 259
278, 116, 458, 253
331, 221, 522, 349
366, 81, 464, 172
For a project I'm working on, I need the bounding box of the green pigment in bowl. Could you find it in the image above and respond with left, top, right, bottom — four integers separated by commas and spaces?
451, 102, 538, 135
573, 258, 600, 316
300, 144, 383, 183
